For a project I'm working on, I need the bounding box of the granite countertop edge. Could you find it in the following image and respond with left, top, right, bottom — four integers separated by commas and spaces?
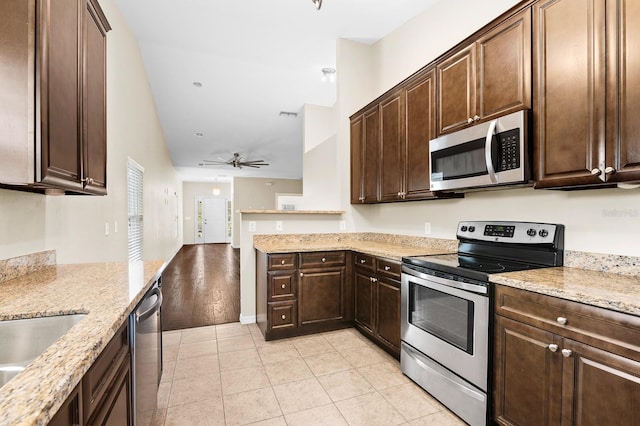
0, 260, 166, 426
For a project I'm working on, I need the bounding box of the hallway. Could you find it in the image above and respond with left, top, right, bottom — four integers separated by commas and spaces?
162, 244, 240, 331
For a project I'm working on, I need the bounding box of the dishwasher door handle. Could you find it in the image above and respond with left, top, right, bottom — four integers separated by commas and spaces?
136, 287, 163, 323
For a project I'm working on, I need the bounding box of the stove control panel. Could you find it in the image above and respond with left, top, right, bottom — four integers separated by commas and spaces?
457, 221, 562, 245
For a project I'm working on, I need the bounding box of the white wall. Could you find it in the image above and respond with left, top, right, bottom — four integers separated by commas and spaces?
182, 181, 232, 244
0, 0, 183, 264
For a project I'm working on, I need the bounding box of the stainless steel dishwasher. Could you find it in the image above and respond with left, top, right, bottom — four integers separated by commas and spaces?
130, 278, 163, 426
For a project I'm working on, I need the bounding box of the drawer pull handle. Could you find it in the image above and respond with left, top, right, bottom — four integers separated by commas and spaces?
360, 259, 366, 264
300, 273, 304, 277
322, 257, 326, 262
384, 266, 390, 271
548, 344, 558, 352
556, 317, 568, 325
281, 260, 285, 265
561, 349, 572, 358
281, 314, 286, 320
281, 284, 286, 289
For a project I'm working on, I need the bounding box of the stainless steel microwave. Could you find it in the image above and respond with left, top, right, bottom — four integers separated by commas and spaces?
429, 110, 530, 192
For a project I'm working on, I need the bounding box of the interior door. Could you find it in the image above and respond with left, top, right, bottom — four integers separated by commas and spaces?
196, 197, 227, 243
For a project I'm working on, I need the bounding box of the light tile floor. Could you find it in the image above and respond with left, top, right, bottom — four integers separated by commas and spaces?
153, 323, 466, 426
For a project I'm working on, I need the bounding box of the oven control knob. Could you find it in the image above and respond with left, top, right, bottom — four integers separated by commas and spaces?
461, 226, 468, 232
527, 228, 537, 237
538, 229, 549, 238
468, 226, 475, 232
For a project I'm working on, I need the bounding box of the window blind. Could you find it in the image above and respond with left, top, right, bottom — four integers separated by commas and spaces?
127, 159, 144, 262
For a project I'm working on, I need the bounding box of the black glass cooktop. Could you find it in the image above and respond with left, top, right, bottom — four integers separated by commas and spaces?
403, 253, 552, 282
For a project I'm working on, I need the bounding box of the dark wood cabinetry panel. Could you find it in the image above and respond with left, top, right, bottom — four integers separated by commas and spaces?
493, 315, 562, 426
404, 69, 436, 200
375, 278, 401, 354
299, 267, 346, 326
437, 44, 476, 135
379, 91, 405, 202
606, 0, 640, 183
86, 354, 132, 426
477, 8, 532, 121
350, 115, 364, 203
362, 106, 380, 203
49, 383, 83, 426
533, 0, 606, 188
354, 270, 375, 333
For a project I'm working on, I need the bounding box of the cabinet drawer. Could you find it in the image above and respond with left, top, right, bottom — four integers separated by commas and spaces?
495, 285, 640, 359
354, 253, 375, 271
83, 321, 129, 419
268, 301, 297, 330
268, 271, 297, 301
268, 253, 297, 270
376, 258, 401, 279
300, 251, 346, 268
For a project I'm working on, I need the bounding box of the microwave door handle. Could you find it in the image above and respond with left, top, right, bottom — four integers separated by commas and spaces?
485, 119, 498, 183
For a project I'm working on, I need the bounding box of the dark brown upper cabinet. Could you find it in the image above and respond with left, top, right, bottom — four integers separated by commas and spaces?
0, 0, 110, 195
437, 8, 532, 135
533, 0, 640, 188
379, 90, 405, 202
351, 105, 380, 203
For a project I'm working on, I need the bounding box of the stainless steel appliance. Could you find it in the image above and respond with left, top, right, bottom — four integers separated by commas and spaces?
401, 221, 564, 426
429, 110, 530, 192
130, 278, 163, 426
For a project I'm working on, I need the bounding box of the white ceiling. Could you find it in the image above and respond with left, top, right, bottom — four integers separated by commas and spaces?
113, 0, 440, 182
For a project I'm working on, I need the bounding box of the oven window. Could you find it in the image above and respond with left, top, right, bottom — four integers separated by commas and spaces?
409, 283, 474, 354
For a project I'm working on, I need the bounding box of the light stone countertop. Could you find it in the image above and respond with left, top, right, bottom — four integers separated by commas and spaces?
0, 260, 164, 426
254, 233, 640, 317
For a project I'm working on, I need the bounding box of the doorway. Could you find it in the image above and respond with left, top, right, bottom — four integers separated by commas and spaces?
195, 197, 229, 244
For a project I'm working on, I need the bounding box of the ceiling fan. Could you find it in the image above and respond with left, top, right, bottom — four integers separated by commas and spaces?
201, 152, 269, 169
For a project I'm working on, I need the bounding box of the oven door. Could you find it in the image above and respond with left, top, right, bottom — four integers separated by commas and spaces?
401, 267, 489, 391
429, 109, 528, 192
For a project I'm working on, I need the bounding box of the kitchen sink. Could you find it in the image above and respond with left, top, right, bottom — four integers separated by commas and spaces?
0, 314, 87, 388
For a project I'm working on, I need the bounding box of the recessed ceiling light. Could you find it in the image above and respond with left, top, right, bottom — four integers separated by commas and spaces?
195, 132, 204, 137
193, 81, 203, 87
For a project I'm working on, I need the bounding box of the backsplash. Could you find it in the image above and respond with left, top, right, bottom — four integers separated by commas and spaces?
0, 250, 56, 284
565, 250, 640, 277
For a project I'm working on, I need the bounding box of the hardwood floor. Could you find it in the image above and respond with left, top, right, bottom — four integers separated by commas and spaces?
161, 244, 240, 331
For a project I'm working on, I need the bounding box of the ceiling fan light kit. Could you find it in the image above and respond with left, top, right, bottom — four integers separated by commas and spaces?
312, 0, 322, 10
201, 152, 269, 169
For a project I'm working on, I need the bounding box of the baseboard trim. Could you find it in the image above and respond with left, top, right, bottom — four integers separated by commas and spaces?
239, 314, 256, 325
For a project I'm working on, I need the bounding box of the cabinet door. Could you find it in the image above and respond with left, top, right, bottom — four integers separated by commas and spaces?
86, 355, 132, 426
437, 44, 476, 135
560, 339, 640, 426
404, 69, 436, 200
82, 0, 109, 195
606, 0, 640, 183
494, 315, 562, 426
267, 270, 297, 301
379, 91, 405, 202
533, 0, 606, 188
38, 0, 83, 191
477, 8, 531, 121
49, 384, 82, 426
298, 267, 346, 326
362, 106, 380, 202
354, 270, 375, 334
375, 278, 400, 356
350, 114, 364, 203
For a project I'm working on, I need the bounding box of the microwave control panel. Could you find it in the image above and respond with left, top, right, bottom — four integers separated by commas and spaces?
496, 128, 520, 172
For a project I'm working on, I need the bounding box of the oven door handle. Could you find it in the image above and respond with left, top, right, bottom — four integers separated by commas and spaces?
484, 118, 498, 183
402, 266, 488, 295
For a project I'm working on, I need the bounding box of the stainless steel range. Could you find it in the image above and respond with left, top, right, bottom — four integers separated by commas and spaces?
401, 221, 565, 426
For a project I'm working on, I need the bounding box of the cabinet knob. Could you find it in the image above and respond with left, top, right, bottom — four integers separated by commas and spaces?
82, 177, 94, 185
561, 349, 573, 358
556, 316, 568, 325
360, 259, 366, 264
467, 117, 474, 124
548, 344, 558, 352
281, 314, 286, 320
604, 166, 616, 174
590, 168, 601, 176
321, 257, 326, 262
473, 115, 480, 121
371, 277, 378, 283
384, 266, 391, 271
281, 260, 285, 265
281, 284, 286, 289
300, 273, 304, 277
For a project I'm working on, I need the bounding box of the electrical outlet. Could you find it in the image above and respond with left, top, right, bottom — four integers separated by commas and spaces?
424, 222, 431, 234
249, 221, 256, 232
339, 220, 346, 231
276, 221, 283, 231
105, 222, 110, 236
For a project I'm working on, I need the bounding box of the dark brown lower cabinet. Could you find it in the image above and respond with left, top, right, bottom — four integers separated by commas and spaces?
49, 383, 83, 426
353, 253, 401, 358
493, 285, 640, 426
